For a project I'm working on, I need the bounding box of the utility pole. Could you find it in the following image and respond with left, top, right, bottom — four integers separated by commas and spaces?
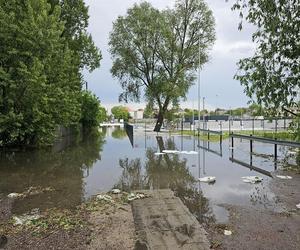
202, 97, 205, 130
198, 39, 201, 133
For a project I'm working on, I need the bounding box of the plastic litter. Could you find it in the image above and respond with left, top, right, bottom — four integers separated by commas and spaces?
7, 187, 54, 199
154, 152, 166, 156
13, 215, 41, 226
162, 150, 180, 154
7, 193, 24, 199
180, 151, 198, 155
276, 175, 292, 180
287, 151, 297, 156
296, 203, 300, 209
13, 209, 41, 226
198, 176, 216, 183
96, 194, 113, 202
127, 192, 146, 201
111, 189, 121, 194
224, 230, 232, 236
242, 176, 263, 184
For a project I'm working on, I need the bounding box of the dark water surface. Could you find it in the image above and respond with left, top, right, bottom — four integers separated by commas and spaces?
0, 127, 290, 223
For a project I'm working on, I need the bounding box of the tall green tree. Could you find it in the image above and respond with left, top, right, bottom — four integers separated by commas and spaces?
109, 0, 215, 132
0, 0, 101, 146
48, 0, 102, 72
232, 0, 300, 114
111, 106, 130, 121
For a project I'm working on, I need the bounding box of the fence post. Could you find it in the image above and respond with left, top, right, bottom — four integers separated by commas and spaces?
249, 134, 253, 166
231, 136, 234, 148
208, 129, 210, 140
274, 138, 278, 161
250, 134, 253, 154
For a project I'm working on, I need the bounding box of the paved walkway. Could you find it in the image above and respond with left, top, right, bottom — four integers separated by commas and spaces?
131, 189, 210, 250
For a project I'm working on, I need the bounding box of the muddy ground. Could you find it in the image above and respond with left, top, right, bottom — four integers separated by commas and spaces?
0, 192, 136, 250
1, 170, 300, 250
206, 170, 300, 250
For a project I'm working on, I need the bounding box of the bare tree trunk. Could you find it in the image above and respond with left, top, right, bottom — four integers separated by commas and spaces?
153, 111, 164, 132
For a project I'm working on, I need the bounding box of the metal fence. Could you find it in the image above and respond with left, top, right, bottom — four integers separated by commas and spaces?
132, 118, 294, 133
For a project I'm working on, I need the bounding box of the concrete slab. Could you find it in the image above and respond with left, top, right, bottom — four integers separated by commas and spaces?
131, 189, 210, 250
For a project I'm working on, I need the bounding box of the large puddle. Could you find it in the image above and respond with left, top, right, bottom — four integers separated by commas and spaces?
0, 127, 293, 223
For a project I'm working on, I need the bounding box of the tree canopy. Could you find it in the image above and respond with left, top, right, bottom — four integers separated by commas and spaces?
109, 0, 215, 131
0, 0, 101, 146
232, 0, 300, 114
111, 106, 130, 121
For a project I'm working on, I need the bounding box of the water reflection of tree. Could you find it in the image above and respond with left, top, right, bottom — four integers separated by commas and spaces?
115, 136, 215, 224
117, 158, 147, 191
111, 127, 127, 139
0, 130, 106, 213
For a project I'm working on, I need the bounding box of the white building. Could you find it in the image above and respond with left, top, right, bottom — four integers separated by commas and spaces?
129, 108, 144, 120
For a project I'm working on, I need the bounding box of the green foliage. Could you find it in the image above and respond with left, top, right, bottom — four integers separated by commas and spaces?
143, 104, 154, 119
109, 0, 215, 131
80, 91, 107, 128
232, 0, 299, 114
184, 108, 207, 119
111, 106, 130, 121
50, 0, 102, 72
0, 0, 101, 146
111, 127, 127, 139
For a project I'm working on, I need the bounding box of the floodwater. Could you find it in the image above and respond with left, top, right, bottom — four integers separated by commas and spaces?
0, 126, 293, 223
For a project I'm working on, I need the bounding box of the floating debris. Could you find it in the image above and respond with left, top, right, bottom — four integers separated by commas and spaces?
242, 176, 263, 184
96, 194, 113, 202
7, 186, 55, 199
199, 176, 216, 183
111, 189, 121, 194
229, 147, 234, 150
296, 203, 300, 209
224, 230, 232, 236
13, 208, 41, 226
7, 193, 24, 199
127, 192, 146, 201
154, 152, 166, 156
162, 150, 180, 154
287, 151, 297, 156
276, 175, 293, 180
180, 151, 198, 155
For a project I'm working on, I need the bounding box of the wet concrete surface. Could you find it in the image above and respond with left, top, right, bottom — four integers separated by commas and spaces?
132, 189, 210, 250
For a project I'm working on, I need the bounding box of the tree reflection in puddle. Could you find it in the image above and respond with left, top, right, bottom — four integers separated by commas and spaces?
115, 136, 216, 224
0, 130, 106, 214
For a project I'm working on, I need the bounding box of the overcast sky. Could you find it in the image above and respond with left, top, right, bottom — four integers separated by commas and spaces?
83, 0, 256, 111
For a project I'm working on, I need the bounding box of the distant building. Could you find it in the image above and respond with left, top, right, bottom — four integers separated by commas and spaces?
128, 108, 144, 120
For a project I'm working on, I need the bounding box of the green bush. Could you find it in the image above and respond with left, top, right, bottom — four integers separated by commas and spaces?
80, 91, 107, 128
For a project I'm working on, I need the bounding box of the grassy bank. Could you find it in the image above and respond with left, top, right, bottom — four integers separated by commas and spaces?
171, 130, 298, 142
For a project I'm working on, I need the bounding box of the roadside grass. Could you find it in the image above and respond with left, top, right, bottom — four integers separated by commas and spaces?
170, 130, 298, 142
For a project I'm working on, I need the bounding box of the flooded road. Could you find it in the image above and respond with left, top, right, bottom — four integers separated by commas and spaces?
0, 127, 293, 223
